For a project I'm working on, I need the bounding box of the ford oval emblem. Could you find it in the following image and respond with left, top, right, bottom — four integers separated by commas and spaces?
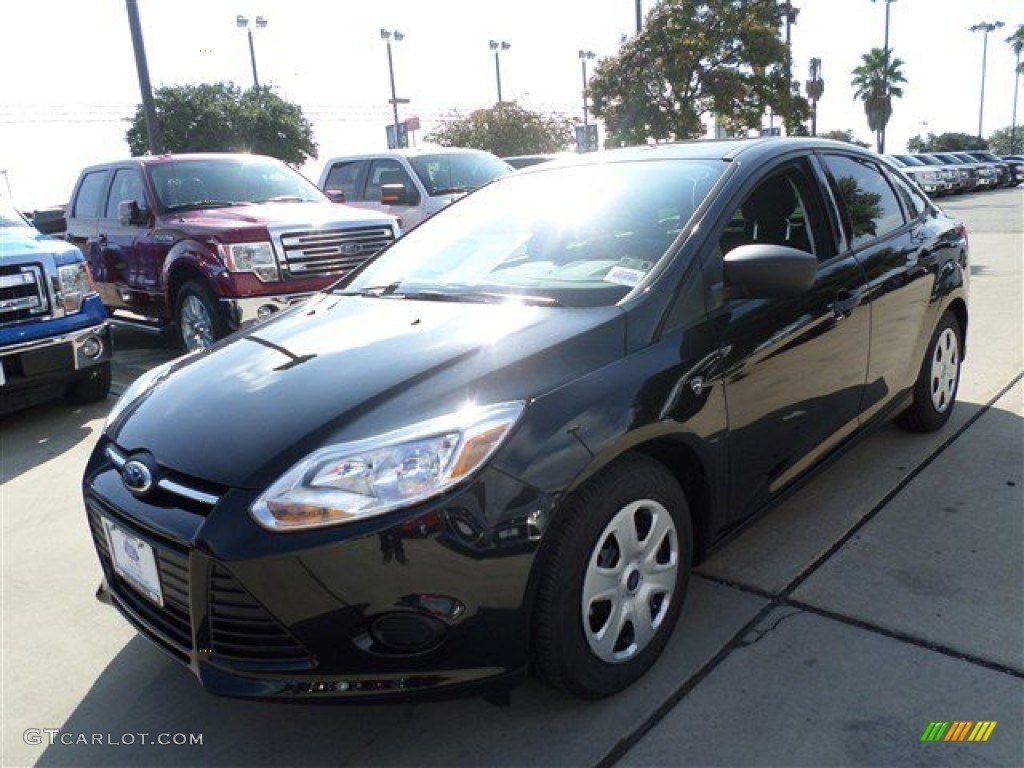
340, 242, 363, 256
122, 460, 154, 495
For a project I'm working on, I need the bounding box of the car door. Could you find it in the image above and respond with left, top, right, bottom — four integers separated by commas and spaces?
99, 166, 162, 314
704, 158, 870, 519
66, 169, 112, 303
818, 153, 940, 422
363, 158, 424, 228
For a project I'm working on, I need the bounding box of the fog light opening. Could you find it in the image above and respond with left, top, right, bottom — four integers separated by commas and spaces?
81, 335, 103, 359
257, 304, 278, 321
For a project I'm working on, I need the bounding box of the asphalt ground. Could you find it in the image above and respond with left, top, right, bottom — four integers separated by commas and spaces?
1, 186, 1021, 767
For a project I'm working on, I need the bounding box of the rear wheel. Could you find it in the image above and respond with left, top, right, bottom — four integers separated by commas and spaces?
65, 361, 112, 404
176, 280, 229, 353
532, 454, 692, 699
897, 310, 962, 433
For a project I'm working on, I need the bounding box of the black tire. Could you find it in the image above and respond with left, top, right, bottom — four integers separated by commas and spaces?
532, 453, 693, 699
896, 310, 962, 433
65, 361, 112, 405
175, 280, 229, 353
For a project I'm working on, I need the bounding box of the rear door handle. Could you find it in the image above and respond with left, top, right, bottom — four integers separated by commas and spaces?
833, 287, 862, 318
97, 233, 108, 243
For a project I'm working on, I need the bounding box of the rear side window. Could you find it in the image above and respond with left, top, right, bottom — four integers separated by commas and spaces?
887, 170, 927, 220
72, 170, 110, 218
323, 160, 366, 201
821, 155, 905, 249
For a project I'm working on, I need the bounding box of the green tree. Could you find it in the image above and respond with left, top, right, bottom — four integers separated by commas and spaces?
987, 126, 1019, 156
930, 132, 987, 152
818, 129, 870, 148
906, 133, 931, 153
125, 82, 317, 165
850, 47, 907, 153
425, 103, 574, 157
588, 0, 809, 146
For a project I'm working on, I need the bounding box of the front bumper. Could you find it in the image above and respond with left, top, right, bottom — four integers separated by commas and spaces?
83, 436, 551, 702
220, 293, 316, 330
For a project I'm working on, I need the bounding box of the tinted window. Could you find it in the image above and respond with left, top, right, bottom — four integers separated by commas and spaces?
408, 152, 511, 195
324, 161, 365, 201
822, 155, 905, 249
887, 170, 925, 219
105, 168, 148, 218
365, 159, 418, 204
147, 157, 325, 210
344, 159, 725, 307
73, 170, 109, 218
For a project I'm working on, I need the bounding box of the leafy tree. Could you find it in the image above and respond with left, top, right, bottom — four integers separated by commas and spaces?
910, 132, 988, 152
588, 0, 809, 146
1007, 25, 1024, 154
850, 47, 906, 154
125, 82, 317, 166
425, 103, 574, 157
987, 126, 1020, 156
818, 129, 870, 148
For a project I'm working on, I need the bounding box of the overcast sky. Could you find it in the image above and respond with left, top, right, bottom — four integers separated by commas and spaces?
1, 0, 1020, 208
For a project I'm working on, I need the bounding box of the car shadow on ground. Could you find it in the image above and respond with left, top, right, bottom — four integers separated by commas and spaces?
0, 398, 111, 484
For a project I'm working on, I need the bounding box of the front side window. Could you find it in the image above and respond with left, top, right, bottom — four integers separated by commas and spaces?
105, 168, 149, 218
342, 159, 725, 308
73, 170, 110, 218
365, 160, 418, 204
147, 157, 325, 211
821, 155, 905, 249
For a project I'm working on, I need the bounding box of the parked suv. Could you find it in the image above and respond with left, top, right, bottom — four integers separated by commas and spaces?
318, 148, 511, 231
65, 153, 399, 352
1, 195, 111, 414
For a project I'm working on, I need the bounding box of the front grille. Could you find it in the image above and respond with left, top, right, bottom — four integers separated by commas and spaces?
278, 226, 394, 278
87, 501, 193, 658
0, 264, 49, 325
208, 564, 312, 664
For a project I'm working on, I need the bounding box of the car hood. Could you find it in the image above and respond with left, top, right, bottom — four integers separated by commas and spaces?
109, 293, 625, 488
0, 224, 81, 264
166, 202, 396, 231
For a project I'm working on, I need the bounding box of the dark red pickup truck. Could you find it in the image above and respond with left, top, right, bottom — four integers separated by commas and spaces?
65, 153, 399, 351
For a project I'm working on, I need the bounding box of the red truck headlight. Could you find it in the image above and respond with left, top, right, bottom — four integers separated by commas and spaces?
223, 241, 280, 282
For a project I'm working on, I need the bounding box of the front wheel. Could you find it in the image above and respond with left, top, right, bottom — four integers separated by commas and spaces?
897, 310, 962, 433
176, 280, 229, 353
532, 454, 693, 699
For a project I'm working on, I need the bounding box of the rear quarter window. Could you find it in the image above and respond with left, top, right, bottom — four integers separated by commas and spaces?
72, 170, 110, 218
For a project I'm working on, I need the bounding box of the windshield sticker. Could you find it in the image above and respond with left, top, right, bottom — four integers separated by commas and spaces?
604, 266, 647, 287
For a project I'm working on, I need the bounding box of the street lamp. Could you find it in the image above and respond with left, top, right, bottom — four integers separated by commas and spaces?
380, 29, 406, 148
969, 21, 1005, 140
236, 14, 267, 88
867, 0, 897, 153
579, 50, 596, 129
489, 40, 511, 106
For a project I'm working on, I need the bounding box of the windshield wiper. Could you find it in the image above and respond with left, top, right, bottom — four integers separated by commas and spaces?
431, 186, 473, 196
164, 201, 248, 212
252, 195, 310, 204
407, 290, 564, 307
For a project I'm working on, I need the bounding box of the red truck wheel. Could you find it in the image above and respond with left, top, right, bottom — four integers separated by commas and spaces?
176, 281, 229, 353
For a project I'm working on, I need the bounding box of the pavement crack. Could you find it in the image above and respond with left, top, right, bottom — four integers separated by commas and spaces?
733, 608, 803, 648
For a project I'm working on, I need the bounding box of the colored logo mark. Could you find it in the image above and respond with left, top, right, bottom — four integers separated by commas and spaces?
921, 721, 997, 742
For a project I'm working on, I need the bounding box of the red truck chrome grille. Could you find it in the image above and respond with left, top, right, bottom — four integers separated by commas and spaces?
278, 226, 394, 278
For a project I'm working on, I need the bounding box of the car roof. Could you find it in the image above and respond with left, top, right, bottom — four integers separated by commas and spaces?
78, 152, 283, 173
323, 147, 497, 162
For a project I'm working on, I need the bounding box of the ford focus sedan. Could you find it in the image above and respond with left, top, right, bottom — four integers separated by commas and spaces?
84, 138, 968, 703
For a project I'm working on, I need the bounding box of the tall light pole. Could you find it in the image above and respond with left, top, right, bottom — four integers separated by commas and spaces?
869, 0, 897, 154
236, 14, 267, 88
579, 50, 596, 129
635, 0, 643, 34
126, 0, 162, 154
969, 21, 1005, 141
489, 40, 511, 106
381, 29, 406, 147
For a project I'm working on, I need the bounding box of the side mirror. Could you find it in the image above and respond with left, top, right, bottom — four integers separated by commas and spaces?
722, 244, 817, 299
118, 200, 149, 227
380, 182, 416, 207
325, 189, 346, 204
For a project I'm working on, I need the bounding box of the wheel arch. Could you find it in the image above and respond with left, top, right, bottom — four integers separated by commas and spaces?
945, 296, 968, 359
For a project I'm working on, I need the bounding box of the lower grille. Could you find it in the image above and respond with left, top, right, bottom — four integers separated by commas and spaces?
87, 503, 193, 657
278, 226, 394, 278
208, 564, 312, 664
0, 264, 49, 326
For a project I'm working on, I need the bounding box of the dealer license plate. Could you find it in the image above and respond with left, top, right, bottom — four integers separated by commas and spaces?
103, 519, 164, 607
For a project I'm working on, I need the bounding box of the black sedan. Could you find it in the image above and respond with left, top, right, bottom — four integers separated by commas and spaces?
84, 138, 969, 703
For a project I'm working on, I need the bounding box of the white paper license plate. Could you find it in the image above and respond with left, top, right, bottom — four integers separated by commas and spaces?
103, 519, 164, 607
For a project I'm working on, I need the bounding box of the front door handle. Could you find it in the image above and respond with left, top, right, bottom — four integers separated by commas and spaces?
833, 287, 862, 318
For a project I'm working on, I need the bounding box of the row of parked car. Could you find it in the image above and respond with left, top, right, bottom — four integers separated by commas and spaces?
885, 151, 1023, 197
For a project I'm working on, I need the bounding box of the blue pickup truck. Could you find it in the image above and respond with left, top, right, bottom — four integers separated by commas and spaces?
1, 196, 112, 414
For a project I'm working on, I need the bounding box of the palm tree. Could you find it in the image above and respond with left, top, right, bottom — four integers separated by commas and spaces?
1008, 24, 1024, 153
850, 47, 907, 153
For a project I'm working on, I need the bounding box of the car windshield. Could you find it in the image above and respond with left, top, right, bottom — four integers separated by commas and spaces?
408, 152, 512, 196
894, 155, 925, 166
147, 156, 326, 211
341, 159, 725, 308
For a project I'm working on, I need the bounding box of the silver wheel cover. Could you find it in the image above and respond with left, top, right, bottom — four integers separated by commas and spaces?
581, 499, 679, 664
930, 327, 959, 413
180, 295, 215, 352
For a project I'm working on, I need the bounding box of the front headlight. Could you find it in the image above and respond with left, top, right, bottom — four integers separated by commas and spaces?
57, 262, 94, 314
250, 401, 525, 532
224, 241, 279, 282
